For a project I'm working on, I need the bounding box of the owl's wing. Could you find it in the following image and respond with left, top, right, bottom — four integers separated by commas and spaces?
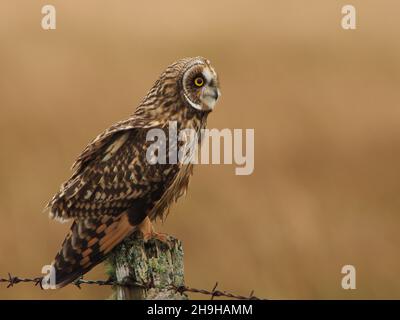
46, 123, 179, 221
71, 119, 138, 173
47, 122, 184, 287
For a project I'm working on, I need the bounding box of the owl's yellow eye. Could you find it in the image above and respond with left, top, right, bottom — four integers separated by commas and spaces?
194, 77, 205, 87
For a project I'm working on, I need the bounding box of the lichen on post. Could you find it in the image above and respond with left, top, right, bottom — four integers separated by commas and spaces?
106, 231, 187, 300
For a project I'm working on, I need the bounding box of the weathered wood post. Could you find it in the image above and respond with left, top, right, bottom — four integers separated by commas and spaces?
107, 231, 187, 300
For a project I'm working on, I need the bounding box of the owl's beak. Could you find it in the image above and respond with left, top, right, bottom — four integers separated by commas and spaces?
210, 87, 220, 100
203, 87, 220, 101
201, 86, 220, 111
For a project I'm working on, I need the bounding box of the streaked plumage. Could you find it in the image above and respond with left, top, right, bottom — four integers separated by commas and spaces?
45, 57, 220, 287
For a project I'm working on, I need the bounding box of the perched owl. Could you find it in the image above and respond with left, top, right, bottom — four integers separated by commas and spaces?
45, 57, 220, 288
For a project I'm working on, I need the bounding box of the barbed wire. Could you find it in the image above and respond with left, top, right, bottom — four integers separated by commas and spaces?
0, 273, 264, 300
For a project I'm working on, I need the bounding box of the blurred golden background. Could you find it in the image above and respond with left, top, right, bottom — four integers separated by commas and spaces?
1, 0, 400, 299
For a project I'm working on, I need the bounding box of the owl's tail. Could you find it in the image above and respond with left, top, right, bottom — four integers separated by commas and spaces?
50, 212, 135, 288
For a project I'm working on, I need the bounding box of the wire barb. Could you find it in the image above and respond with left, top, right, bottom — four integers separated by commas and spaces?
0, 273, 265, 300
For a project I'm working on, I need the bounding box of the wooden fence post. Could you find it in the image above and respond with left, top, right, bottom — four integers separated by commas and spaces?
106, 231, 188, 300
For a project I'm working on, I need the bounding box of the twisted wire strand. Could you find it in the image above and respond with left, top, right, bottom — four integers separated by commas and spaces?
0, 273, 264, 300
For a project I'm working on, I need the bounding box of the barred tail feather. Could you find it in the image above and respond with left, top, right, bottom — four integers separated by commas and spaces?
52, 212, 135, 288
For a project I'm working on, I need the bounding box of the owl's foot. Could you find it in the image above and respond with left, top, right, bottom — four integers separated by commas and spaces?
147, 231, 170, 244
138, 217, 171, 246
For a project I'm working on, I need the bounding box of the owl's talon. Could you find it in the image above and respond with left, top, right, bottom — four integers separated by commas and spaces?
143, 231, 170, 244
152, 232, 169, 243
138, 217, 171, 247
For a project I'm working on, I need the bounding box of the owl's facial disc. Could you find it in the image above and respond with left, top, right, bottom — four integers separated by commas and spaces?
182, 60, 220, 112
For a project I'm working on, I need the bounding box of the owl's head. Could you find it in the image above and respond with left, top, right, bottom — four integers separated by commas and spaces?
178, 57, 220, 112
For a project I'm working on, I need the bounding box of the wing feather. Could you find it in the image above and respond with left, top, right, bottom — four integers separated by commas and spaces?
46, 124, 174, 221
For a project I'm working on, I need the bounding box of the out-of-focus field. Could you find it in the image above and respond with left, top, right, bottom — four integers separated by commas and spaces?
1, 1, 400, 299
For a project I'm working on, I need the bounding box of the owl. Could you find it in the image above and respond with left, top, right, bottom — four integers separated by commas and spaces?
45, 57, 220, 288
